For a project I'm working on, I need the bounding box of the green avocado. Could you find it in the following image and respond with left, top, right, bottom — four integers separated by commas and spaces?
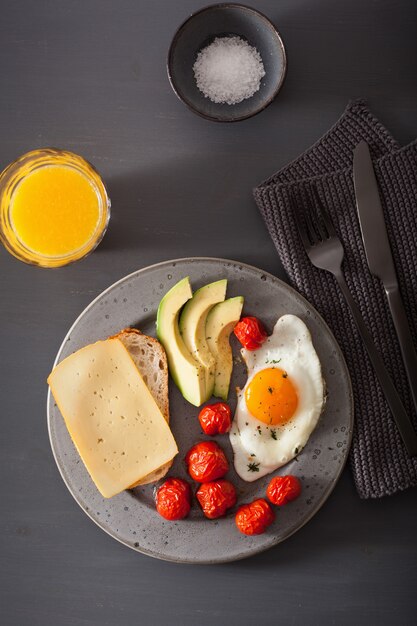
179, 279, 227, 401
156, 277, 206, 407
206, 296, 244, 400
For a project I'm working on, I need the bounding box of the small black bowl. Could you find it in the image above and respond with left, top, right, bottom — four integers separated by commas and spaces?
167, 3, 287, 122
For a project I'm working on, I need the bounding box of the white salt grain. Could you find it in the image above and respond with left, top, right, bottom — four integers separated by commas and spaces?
193, 36, 265, 105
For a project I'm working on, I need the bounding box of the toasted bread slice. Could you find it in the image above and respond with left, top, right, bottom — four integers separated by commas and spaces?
113, 328, 172, 486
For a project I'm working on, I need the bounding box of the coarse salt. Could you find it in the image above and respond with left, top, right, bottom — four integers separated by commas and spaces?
193, 36, 265, 105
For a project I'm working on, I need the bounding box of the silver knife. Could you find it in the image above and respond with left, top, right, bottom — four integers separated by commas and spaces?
353, 140, 417, 426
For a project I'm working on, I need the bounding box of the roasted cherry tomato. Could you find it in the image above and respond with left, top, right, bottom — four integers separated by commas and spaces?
185, 441, 229, 482
196, 480, 237, 519
198, 402, 232, 435
235, 498, 275, 535
155, 478, 191, 521
234, 316, 268, 351
266, 475, 302, 506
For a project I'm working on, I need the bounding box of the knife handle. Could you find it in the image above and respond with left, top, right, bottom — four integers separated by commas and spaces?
335, 271, 417, 456
386, 286, 417, 415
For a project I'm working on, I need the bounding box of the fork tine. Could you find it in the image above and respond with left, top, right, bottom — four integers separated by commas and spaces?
289, 189, 314, 249
311, 186, 337, 237
304, 209, 320, 243
301, 185, 326, 243
308, 187, 328, 240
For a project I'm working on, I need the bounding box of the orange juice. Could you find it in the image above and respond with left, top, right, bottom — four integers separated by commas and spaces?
0, 149, 110, 267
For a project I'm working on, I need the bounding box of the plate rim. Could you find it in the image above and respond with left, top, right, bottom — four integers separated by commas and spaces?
47, 256, 354, 563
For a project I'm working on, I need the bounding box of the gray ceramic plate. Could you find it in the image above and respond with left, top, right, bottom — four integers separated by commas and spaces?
47, 258, 353, 563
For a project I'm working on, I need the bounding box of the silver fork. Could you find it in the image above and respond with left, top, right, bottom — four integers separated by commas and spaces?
292, 187, 417, 456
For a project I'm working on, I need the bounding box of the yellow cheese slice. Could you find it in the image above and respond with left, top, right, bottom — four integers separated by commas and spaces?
48, 338, 178, 498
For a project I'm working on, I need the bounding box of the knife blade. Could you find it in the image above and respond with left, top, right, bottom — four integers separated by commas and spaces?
353, 140, 417, 436
353, 141, 397, 285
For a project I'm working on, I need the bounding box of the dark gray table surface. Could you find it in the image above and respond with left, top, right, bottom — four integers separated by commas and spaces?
1, 1, 416, 624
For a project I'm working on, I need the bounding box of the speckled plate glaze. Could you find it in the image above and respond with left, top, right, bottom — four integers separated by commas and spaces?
47, 258, 353, 563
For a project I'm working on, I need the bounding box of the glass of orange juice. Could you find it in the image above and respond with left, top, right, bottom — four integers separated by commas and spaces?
0, 148, 110, 267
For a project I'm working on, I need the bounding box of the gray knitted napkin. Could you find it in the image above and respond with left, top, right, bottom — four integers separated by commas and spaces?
254, 101, 417, 498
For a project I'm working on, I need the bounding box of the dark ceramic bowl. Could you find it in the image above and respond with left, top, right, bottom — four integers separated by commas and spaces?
167, 3, 287, 122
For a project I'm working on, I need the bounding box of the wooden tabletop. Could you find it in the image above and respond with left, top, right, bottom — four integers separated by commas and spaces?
1, 1, 416, 624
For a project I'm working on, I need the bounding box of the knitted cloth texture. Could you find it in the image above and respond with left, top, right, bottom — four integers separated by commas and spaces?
254, 101, 417, 498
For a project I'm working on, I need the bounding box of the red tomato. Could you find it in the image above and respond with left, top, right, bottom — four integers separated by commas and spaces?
198, 402, 232, 435
234, 316, 268, 351
266, 475, 302, 506
185, 441, 229, 482
155, 478, 191, 521
196, 480, 237, 519
235, 498, 275, 535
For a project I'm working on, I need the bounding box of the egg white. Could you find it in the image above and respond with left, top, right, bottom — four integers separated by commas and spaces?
230, 314, 325, 481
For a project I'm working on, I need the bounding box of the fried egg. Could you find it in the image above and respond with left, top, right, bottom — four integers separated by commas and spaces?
230, 314, 325, 481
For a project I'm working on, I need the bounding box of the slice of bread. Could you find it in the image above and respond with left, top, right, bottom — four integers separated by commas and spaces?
113, 328, 172, 486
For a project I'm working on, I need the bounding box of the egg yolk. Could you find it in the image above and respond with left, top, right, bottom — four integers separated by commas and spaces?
245, 367, 298, 426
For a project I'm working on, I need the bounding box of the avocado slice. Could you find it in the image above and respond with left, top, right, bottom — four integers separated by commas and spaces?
156, 277, 206, 407
206, 296, 244, 400
179, 279, 227, 401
